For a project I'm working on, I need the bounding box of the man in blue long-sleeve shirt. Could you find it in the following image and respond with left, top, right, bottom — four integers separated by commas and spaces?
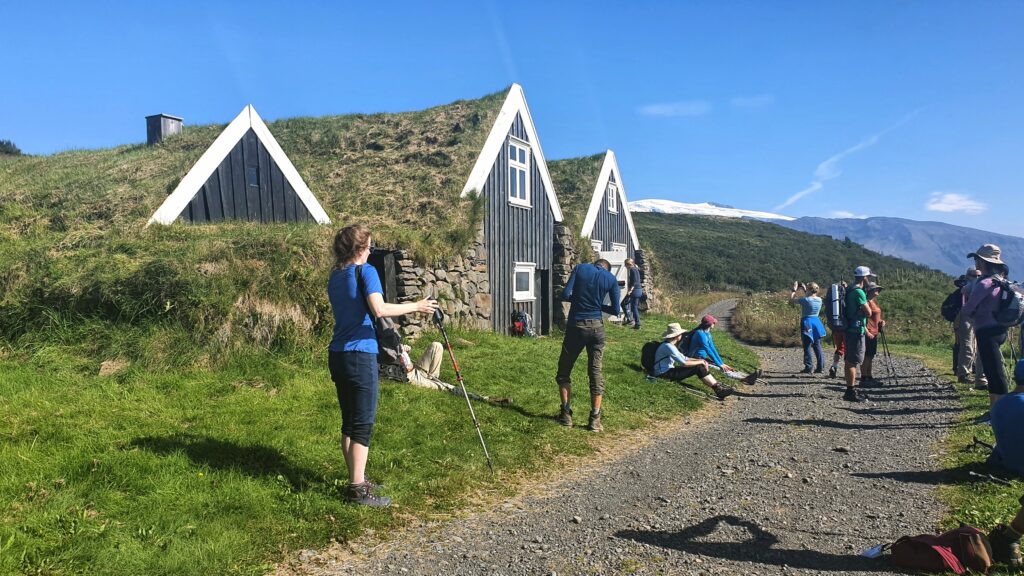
556, 259, 620, 432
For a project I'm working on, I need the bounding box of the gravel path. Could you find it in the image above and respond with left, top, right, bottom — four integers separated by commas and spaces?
281, 302, 961, 576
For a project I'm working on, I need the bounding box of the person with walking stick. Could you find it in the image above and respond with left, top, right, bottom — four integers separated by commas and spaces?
860, 283, 886, 386
842, 266, 874, 403
555, 258, 620, 432
327, 224, 437, 507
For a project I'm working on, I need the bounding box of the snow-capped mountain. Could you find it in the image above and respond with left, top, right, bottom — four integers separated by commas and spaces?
628, 199, 795, 221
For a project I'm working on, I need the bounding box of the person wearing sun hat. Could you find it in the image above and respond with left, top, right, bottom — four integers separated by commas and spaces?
652, 322, 735, 400
962, 243, 1012, 406
956, 267, 987, 389
841, 266, 875, 402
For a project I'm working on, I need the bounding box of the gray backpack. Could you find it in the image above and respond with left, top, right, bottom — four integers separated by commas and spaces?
995, 277, 1024, 328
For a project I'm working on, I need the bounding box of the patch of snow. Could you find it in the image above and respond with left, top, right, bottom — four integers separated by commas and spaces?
629, 199, 795, 221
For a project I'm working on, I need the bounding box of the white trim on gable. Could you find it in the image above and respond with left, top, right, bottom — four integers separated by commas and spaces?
580, 150, 640, 249
147, 105, 331, 226
461, 84, 564, 222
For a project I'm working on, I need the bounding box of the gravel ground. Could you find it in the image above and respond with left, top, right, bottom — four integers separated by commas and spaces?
280, 301, 961, 576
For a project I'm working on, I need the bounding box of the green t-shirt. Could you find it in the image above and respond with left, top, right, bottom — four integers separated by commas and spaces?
844, 286, 868, 334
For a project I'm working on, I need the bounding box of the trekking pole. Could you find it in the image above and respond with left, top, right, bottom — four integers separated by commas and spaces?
880, 329, 899, 386
432, 308, 494, 474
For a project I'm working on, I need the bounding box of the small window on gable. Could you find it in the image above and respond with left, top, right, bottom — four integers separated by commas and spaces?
513, 262, 536, 301
508, 138, 530, 208
607, 182, 618, 213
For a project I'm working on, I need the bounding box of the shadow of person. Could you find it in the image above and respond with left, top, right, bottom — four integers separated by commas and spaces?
615, 515, 888, 571
128, 434, 318, 490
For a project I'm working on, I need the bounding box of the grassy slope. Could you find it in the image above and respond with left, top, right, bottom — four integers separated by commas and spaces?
0, 315, 758, 575
0, 90, 503, 368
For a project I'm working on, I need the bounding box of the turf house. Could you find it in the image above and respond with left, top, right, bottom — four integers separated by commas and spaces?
148, 105, 332, 226
548, 150, 654, 323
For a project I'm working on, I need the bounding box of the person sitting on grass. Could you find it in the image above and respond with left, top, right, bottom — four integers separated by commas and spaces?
790, 281, 827, 374
859, 283, 887, 386
652, 323, 735, 400
394, 342, 508, 404
686, 314, 759, 385
988, 360, 1024, 479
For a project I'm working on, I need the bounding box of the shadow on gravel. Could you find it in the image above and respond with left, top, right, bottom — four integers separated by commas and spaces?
129, 435, 319, 490
744, 417, 954, 431
839, 406, 962, 417
852, 462, 997, 486
733, 391, 807, 399
616, 515, 888, 571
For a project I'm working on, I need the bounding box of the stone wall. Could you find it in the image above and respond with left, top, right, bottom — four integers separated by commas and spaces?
551, 223, 576, 329
634, 248, 658, 312
391, 226, 491, 339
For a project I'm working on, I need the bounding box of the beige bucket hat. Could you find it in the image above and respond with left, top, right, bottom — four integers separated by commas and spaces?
968, 244, 1005, 265
662, 323, 685, 340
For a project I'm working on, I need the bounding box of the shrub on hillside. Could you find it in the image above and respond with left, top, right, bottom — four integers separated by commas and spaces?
0, 139, 21, 156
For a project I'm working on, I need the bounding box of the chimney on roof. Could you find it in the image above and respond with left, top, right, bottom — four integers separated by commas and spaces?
146, 113, 183, 145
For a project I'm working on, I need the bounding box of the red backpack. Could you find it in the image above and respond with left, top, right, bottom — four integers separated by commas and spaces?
890, 526, 992, 574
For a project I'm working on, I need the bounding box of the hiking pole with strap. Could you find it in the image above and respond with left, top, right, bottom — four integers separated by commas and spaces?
879, 328, 899, 386
432, 308, 494, 474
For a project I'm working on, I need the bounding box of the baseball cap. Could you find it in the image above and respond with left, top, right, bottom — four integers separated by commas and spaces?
853, 266, 876, 278
702, 314, 718, 326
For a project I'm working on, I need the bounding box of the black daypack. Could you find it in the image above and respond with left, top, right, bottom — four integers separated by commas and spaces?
994, 276, 1024, 328
355, 265, 403, 366
640, 341, 660, 375
941, 288, 964, 322
827, 283, 846, 330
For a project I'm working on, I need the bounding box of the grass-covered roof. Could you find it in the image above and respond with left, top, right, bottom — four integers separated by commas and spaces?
0, 88, 509, 363
547, 152, 606, 240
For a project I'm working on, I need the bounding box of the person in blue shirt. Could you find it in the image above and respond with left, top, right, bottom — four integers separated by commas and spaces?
989, 360, 1024, 479
789, 281, 827, 374
555, 259, 621, 432
327, 224, 437, 507
620, 258, 644, 330
686, 315, 759, 386
654, 323, 734, 400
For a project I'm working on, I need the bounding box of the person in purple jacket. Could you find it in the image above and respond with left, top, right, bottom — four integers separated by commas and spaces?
961, 243, 1012, 407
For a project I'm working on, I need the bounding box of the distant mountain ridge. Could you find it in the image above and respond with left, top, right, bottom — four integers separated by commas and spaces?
778, 216, 1024, 278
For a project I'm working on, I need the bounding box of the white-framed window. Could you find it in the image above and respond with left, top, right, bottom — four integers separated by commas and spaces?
607, 182, 618, 213
513, 262, 536, 301
591, 239, 603, 252
507, 138, 531, 208
610, 242, 628, 256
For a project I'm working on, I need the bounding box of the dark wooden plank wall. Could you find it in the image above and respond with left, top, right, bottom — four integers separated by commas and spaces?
482, 113, 554, 335
590, 171, 636, 257
183, 128, 315, 224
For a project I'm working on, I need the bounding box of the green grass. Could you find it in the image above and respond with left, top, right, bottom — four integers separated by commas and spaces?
891, 339, 1024, 540
0, 314, 758, 575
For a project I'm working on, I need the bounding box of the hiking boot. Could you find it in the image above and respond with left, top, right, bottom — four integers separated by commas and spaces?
799, 367, 813, 374
713, 385, 735, 401
587, 412, 603, 432
975, 381, 990, 391
957, 375, 973, 385
344, 482, 391, 507
859, 377, 883, 388
828, 366, 838, 378
556, 407, 573, 427
813, 367, 824, 374
743, 372, 758, 386
843, 388, 867, 403
989, 524, 1023, 566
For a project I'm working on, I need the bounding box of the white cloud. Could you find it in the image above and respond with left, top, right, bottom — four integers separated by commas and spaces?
638, 100, 711, 118
730, 94, 775, 108
774, 110, 921, 212
830, 210, 868, 219
926, 192, 987, 215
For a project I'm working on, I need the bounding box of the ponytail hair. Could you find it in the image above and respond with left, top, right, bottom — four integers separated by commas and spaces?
332, 224, 371, 270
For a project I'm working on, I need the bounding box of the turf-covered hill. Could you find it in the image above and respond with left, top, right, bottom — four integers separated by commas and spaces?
0, 90, 507, 366
547, 152, 605, 249
633, 212, 955, 345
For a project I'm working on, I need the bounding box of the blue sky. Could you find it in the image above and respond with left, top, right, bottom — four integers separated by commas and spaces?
2, 1, 1022, 236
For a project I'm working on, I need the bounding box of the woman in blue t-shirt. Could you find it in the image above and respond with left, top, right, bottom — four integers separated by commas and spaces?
790, 281, 827, 374
328, 224, 437, 507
